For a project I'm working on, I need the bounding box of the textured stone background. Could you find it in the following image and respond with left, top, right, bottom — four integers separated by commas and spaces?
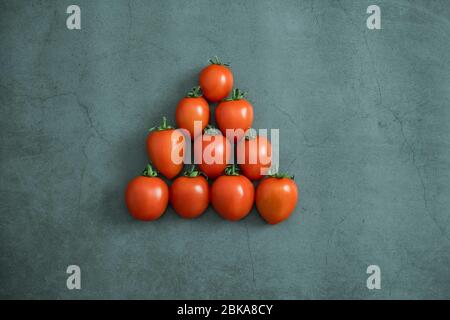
1, 0, 450, 299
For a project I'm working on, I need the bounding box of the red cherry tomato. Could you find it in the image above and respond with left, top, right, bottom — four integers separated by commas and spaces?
215, 89, 253, 142
194, 126, 231, 179
256, 175, 298, 224
125, 164, 169, 221
176, 86, 210, 140
237, 134, 272, 181
199, 56, 233, 102
146, 117, 185, 179
170, 166, 209, 219
211, 165, 254, 221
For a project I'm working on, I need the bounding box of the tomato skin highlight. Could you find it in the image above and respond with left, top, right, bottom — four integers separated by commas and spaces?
146, 128, 184, 179
211, 175, 255, 221
175, 96, 209, 140
125, 176, 169, 221
238, 135, 272, 181
215, 99, 254, 142
170, 176, 209, 219
199, 64, 233, 102
256, 178, 298, 224
194, 131, 231, 179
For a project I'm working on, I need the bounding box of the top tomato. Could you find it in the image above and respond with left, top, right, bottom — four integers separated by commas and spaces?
199, 56, 234, 102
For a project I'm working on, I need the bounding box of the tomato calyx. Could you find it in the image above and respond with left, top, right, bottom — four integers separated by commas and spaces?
204, 124, 222, 136
209, 56, 230, 66
183, 165, 202, 178
149, 116, 174, 132
142, 163, 158, 177
266, 167, 294, 179
224, 88, 246, 101
269, 172, 295, 180
186, 86, 203, 98
224, 164, 240, 176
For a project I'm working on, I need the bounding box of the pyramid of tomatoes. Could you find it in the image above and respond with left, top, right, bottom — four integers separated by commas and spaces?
125, 57, 298, 224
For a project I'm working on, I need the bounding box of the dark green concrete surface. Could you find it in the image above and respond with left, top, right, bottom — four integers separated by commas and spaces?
1, 0, 450, 299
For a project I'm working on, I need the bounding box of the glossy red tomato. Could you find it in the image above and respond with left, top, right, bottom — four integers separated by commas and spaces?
256, 175, 298, 224
237, 134, 272, 181
170, 166, 209, 219
146, 117, 185, 179
194, 126, 231, 179
211, 165, 254, 221
175, 86, 209, 140
215, 89, 253, 141
199, 56, 233, 102
125, 164, 169, 221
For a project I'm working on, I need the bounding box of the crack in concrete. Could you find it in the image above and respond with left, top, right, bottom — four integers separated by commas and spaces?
77, 134, 92, 218
273, 104, 310, 144
2, 86, 98, 222
287, 155, 298, 171
1, 84, 111, 146
127, 0, 133, 50
310, 0, 320, 27
384, 106, 449, 243
325, 209, 352, 266
73, 92, 111, 145
335, 0, 450, 244
0, 85, 74, 105
245, 222, 256, 286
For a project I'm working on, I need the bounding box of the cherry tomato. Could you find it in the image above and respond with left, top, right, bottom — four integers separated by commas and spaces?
125, 164, 169, 221
176, 86, 210, 140
146, 117, 185, 179
211, 165, 254, 221
199, 56, 233, 102
256, 174, 298, 224
194, 126, 231, 179
237, 133, 272, 181
215, 89, 254, 141
170, 166, 209, 219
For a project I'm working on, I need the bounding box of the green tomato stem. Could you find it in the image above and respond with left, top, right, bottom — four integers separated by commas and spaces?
186, 86, 203, 98
142, 164, 158, 177
148, 116, 174, 132
183, 165, 201, 178
224, 164, 240, 176
224, 88, 246, 101
209, 56, 230, 66
269, 172, 295, 179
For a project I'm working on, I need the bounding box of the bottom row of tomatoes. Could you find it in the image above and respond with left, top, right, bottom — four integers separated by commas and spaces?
125, 164, 299, 225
